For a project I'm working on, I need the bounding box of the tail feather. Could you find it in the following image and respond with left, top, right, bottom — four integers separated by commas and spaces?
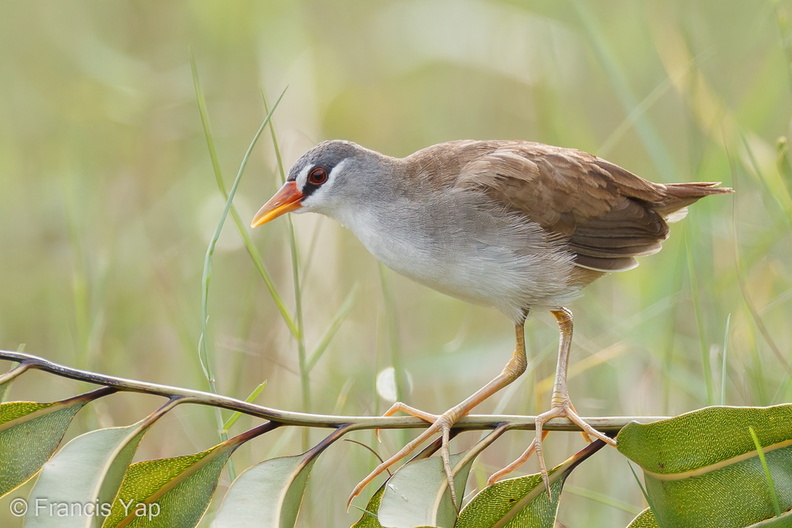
657, 182, 733, 216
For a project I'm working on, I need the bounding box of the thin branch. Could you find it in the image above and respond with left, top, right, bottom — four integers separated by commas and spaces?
0, 350, 667, 432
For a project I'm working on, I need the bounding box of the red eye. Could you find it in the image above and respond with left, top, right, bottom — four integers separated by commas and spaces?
307, 167, 328, 185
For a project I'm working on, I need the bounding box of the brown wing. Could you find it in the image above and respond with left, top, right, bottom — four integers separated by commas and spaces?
442, 141, 730, 272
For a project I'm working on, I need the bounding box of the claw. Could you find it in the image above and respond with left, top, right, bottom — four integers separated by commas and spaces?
486, 433, 543, 486
487, 401, 616, 498
437, 416, 458, 508
347, 413, 446, 508
348, 406, 472, 509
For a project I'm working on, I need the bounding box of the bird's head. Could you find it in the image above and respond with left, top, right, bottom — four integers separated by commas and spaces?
250, 140, 389, 227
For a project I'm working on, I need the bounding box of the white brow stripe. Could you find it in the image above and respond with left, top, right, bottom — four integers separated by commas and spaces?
295, 164, 313, 189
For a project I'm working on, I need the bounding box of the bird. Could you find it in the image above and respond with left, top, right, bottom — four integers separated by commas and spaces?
250, 138, 732, 503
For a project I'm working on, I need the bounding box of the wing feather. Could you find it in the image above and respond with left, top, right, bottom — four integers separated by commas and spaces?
424, 141, 730, 272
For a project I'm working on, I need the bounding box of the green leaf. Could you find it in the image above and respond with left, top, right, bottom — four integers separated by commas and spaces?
351, 485, 386, 528
747, 507, 792, 527
24, 397, 174, 527
455, 472, 564, 528
25, 422, 150, 527
102, 443, 237, 528
618, 405, 792, 528
211, 452, 317, 528
377, 452, 473, 528
0, 388, 110, 498
455, 438, 606, 528
375, 425, 512, 528
626, 509, 658, 528
212, 425, 341, 528
351, 432, 451, 528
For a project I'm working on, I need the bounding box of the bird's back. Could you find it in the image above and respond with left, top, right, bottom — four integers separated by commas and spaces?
405, 140, 732, 273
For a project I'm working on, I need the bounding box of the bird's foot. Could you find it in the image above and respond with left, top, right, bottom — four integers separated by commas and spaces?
348, 402, 461, 508
487, 399, 616, 495
374, 402, 438, 441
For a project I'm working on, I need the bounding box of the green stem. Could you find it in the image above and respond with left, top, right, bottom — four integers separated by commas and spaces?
260, 94, 310, 449
686, 230, 714, 405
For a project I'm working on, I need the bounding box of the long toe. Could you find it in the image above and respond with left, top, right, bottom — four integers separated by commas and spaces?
486, 435, 541, 486
535, 402, 616, 493
376, 401, 439, 442
487, 403, 616, 495
553, 402, 617, 447
348, 409, 458, 507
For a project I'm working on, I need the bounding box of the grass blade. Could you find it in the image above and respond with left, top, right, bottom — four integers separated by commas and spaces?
748, 425, 782, 517
221, 379, 268, 433
306, 287, 357, 372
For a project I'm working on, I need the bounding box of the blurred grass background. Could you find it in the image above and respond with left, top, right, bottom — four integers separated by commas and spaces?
0, 0, 790, 526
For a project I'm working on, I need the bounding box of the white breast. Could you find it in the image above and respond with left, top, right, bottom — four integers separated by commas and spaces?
328, 189, 580, 322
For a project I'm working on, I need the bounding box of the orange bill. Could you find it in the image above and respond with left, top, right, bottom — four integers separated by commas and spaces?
250, 181, 303, 227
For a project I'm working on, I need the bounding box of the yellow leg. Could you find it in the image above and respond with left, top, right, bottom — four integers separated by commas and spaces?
348, 321, 529, 507
488, 307, 617, 493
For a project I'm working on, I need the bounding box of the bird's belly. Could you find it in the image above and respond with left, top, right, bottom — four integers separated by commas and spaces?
348, 207, 580, 320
